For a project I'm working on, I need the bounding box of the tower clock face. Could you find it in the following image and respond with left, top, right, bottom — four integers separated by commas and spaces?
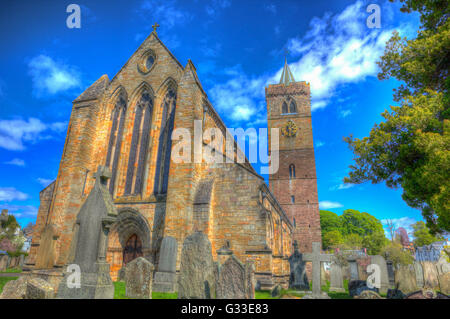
281, 120, 298, 138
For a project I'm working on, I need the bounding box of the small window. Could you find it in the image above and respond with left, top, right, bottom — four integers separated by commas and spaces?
290, 101, 297, 113
291, 195, 295, 204
282, 101, 288, 114
146, 55, 155, 70
289, 164, 296, 179
293, 218, 296, 228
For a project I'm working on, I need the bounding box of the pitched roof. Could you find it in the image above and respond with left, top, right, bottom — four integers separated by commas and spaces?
73, 74, 109, 103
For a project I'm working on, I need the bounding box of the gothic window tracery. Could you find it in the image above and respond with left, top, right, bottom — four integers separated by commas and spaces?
124, 91, 153, 195
106, 91, 127, 195
154, 87, 177, 195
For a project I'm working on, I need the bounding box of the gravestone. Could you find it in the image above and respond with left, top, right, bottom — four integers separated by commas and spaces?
57, 166, 118, 299
153, 236, 177, 292
348, 280, 379, 297
0, 255, 8, 271
436, 256, 450, 276
0, 277, 28, 299
370, 255, 389, 294
329, 261, 345, 292
422, 261, 439, 290
386, 260, 395, 286
216, 255, 254, 299
125, 257, 155, 299
25, 278, 55, 299
349, 260, 359, 281
178, 232, 217, 299
302, 242, 332, 299
438, 272, 450, 295
413, 261, 424, 288
395, 264, 417, 294
288, 241, 309, 290
35, 224, 59, 269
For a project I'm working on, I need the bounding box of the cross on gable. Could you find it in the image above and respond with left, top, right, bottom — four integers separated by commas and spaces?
303, 242, 332, 296
152, 22, 160, 33
94, 166, 111, 185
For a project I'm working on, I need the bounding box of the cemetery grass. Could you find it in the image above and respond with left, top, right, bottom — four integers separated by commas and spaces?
113, 281, 177, 299
0, 276, 18, 293
0, 267, 22, 273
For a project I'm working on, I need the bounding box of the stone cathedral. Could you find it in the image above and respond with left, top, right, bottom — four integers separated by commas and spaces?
27, 29, 321, 290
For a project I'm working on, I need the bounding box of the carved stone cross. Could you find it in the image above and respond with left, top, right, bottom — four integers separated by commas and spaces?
303, 242, 332, 296
152, 22, 160, 33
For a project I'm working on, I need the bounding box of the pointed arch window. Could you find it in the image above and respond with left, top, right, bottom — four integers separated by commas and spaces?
289, 164, 296, 179
125, 91, 153, 195
282, 101, 288, 114
154, 88, 177, 195
289, 100, 297, 113
106, 92, 127, 195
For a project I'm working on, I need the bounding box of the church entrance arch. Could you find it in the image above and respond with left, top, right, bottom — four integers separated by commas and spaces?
106, 208, 151, 280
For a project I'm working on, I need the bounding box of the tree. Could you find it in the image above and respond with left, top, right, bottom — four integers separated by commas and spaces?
363, 232, 390, 255
340, 210, 385, 237
344, 0, 450, 234
412, 221, 444, 247
323, 230, 344, 250
381, 242, 414, 267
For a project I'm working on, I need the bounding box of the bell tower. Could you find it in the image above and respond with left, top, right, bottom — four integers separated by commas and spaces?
265, 59, 322, 253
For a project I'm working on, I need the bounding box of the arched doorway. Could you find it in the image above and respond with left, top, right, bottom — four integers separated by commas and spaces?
107, 208, 151, 281
123, 234, 143, 264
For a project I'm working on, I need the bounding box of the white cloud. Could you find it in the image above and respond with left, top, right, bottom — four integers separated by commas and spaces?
0, 204, 38, 219
339, 109, 352, 118
0, 117, 67, 151
4, 158, 25, 167
319, 201, 343, 209
330, 183, 355, 191
28, 55, 81, 96
0, 187, 28, 202
141, 0, 192, 28
315, 141, 325, 148
284, 0, 402, 110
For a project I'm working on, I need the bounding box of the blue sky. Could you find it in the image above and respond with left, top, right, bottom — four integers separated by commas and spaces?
0, 0, 423, 237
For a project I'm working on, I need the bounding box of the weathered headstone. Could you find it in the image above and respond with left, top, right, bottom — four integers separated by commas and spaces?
217, 255, 254, 299
35, 224, 59, 269
422, 261, 439, 290
124, 257, 155, 299
25, 278, 55, 299
349, 260, 359, 281
57, 166, 118, 299
329, 261, 345, 292
413, 261, 424, 288
348, 280, 379, 297
438, 272, 450, 295
394, 264, 417, 294
178, 232, 217, 299
153, 236, 177, 292
288, 241, 309, 290
302, 242, 332, 299
0, 255, 8, 271
370, 255, 389, 294
436, 256, 450, 276
386, 260, 395, 286
0, 277, 28, 299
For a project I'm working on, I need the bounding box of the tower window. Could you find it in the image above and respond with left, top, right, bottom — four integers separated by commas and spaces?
289, 164, 296, 179
290, 101, 297, 113
282, 101, 288, 114
291, 195, 295, 204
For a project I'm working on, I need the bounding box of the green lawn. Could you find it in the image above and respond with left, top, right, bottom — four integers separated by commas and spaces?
0, 277, 19, 294
0, 268, 22, 274
113, 281, 177, 299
